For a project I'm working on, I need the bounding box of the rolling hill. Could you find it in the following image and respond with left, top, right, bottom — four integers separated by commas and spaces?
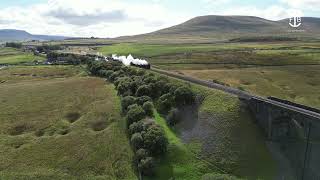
118, 16, 320, 43
0, 29, 69, 42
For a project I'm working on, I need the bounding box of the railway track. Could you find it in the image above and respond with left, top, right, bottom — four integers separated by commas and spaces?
151, 67, 320, 119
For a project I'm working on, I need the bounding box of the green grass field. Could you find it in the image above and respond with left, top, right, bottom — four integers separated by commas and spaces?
99, 42, 320, 61
0, 47, 45, 64
0, 66, 136, 179
179, 66, 320, 109
0, 65, 87, 84
99, 42, 320, 109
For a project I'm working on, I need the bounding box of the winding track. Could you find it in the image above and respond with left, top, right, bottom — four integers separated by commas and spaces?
151, 67, 320, 119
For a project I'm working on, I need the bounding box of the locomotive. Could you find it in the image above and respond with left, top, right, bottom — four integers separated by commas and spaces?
130, 61, 151, 69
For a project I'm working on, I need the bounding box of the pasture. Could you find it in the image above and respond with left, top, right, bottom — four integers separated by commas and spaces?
0, 47, 45, 64
179, 66, 320, 109
0, 66, 136, 179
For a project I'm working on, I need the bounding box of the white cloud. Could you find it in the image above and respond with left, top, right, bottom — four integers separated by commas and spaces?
203, 0, 230, 6
281, 0, 320, 11
216, 5, 304, 20
0, 0, 315, 37
0, 0, 187, 38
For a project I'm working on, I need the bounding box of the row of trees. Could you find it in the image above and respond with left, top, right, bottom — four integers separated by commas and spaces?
47, 52, 93, 65
36, 44, 62, 53
87, 61, 196, 176
5, 42, 22, 48
90, 60, 196, 125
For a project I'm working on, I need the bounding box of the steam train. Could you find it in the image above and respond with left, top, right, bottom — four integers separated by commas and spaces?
109, 55, 151, 69
130, 62, 151, 69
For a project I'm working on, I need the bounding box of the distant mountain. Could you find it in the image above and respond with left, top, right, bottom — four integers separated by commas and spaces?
119, 16, 320, 43
0, 29, 69, 42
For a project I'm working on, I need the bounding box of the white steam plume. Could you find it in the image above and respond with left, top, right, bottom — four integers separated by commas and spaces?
112, 54, 148, 66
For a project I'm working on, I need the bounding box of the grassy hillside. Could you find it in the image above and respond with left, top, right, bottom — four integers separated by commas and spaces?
0, 47, 45, 64
0, 29, 69, 41
0, 66, 136, 179
191, 82, 276, 179
145, 72, 276, 180
35, 16, 320, 45
116, 16, 320, 43
146, 111, 221, 180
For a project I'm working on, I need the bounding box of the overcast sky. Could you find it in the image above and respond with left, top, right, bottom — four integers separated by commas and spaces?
0, 0, 319, 37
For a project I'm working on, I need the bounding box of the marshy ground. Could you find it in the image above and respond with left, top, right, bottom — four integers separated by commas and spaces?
0, 66, 136, 179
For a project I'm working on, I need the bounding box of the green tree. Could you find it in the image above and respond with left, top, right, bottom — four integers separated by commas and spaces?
129, 121, 144, 135
136, 85, 152, 97
143, 101, 154, 117
114, 77, 130, 88
138, 157, 155, 176
143, 75, 157, 84
174, 86, 195, 106
5, 42, 22, 48
127, 104, 146, 125
158, 93, 174, 114
136, 96, 152, 106
121, 96, 136, 113
135, 148, 149, 162
109, 71, 121, 82
117, 80, 132, 96
143, 125, 168, 156
131, 133, 144, 151
105, 70, 114, 79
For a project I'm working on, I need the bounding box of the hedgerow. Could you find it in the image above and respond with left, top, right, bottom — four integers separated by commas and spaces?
87, 60, 196, 177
